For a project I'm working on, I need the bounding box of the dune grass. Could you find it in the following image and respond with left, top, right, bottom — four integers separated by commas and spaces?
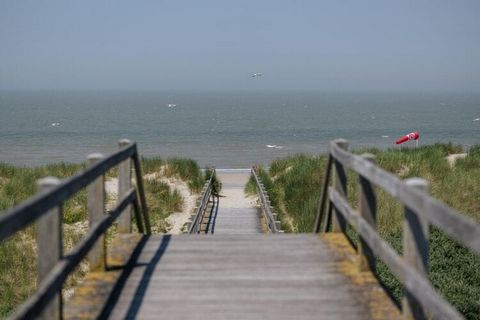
255, 143, 480, 319
0, 157, 206, 318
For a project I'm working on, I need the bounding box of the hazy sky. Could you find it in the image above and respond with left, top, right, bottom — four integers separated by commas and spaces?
1, 1, 479, 92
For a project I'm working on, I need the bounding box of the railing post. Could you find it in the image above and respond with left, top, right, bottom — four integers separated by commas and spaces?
118, 139, 132, 233
314, 155, 332, 233
332, 139, 348, 233
357, 153, 376, 272
87, 153, 106, 271
36, 177, 62, 320
402, 178, 430, 320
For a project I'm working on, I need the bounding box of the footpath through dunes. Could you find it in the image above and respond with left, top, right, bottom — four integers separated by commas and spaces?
105, 234, 393, 320
211, 170, 262, 234
65, 168, 399, 320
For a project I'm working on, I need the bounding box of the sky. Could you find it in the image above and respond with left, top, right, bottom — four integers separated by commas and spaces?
1, 1, 479, 92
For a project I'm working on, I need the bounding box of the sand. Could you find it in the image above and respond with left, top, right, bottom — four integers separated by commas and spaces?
104, 170, 197, 235
446, 153, 467, 167
216, 172, 257, 208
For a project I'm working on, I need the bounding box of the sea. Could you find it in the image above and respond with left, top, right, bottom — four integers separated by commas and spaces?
0, 91, 479, 168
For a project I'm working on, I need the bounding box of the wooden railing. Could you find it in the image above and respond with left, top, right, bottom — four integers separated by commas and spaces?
0, 139, 151, 320
188, 169, 217, 234
251, 166, 282, 233
313, 139, 480, 320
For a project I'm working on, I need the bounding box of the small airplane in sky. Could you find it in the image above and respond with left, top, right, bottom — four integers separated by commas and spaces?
251, 73, 263, 78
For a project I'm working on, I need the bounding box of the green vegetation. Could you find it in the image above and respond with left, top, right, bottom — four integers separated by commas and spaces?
254, 143, 480, 319
0, 157, 206, 318
142, 157, 205, 193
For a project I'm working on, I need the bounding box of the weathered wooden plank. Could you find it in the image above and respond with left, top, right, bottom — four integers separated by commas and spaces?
132, 151, 151, 234
11, 190, 137, 320
329, 188, 463, 320
36, 177, 62, 320
313, 154, 332, 233
132, 195, 144, 234
106, 234, 385, 320
357, 153, 376, 272
402, 178, 430, 320
87, 153, 106, 271
118, 139, 133, 233
329, 141, 480, 254
0, 143, 136, 242
189, 170, 215, 233
332, 139, 348, 233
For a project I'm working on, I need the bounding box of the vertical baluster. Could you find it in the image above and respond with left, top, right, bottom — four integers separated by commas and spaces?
332, 139, 348, 233
87, 153, 106, 271
402, 178, 430, 320
37, 177, 62, 320
118, 139, 132, 233
357, 153, 376, 272
314, 155, 332, 233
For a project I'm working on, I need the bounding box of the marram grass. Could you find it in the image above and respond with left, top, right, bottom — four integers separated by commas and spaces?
253, 143, 480, 319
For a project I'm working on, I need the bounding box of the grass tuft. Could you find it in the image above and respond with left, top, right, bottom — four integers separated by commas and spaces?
260, 144, 480, 319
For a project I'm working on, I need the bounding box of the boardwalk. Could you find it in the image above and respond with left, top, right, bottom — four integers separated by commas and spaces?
103, 235, 377, 319
211, 170, 262, 235
63, 169, 398, 319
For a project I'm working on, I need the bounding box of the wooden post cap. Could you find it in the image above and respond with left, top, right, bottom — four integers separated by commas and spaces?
333, 138, 349, 149
87, 153, 104, 163
37, 177, 61, 189
118, 139, 131, 146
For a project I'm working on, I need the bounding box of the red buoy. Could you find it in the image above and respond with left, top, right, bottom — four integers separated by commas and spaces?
396, 131, 419, 145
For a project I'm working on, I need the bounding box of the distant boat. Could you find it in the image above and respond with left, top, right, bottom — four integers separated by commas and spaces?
167, 104, 176, 108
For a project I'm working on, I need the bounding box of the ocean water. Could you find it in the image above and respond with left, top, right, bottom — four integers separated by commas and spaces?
0, 91, 479, 168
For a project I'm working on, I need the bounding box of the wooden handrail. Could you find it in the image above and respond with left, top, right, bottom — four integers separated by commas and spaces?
251, 166, 282, 233
329, 140, 480, 254
12, 189, 137, 319
0, 140, 151, 320
0, 143, 137, 242
314, 138, 480, 319
329, 188, 462, 320
188, 169, 216, 234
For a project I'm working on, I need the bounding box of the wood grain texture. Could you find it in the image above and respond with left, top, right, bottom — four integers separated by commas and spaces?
87, 153, 106, 271
358, 153, 376, 272
106, 234, 379, 320
36, 177, 62, 320
118, 139, 132, 233
332, 139, 348, 233
402, 178, 430, 320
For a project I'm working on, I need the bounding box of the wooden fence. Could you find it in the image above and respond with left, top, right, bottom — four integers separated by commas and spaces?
313, 138, 480, 320
187, 169, 217, 234
0, 139, 151, 320
251, 166, 282, 233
